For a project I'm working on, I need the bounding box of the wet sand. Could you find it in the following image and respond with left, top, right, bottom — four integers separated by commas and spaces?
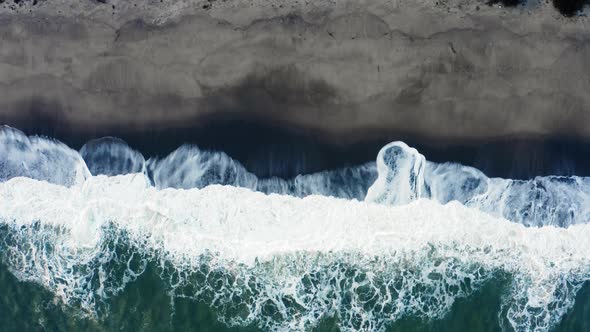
1, 0, 590, 176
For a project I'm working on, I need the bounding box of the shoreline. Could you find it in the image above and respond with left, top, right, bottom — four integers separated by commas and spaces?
5, 120, 590, 179
0, 1, 590, 177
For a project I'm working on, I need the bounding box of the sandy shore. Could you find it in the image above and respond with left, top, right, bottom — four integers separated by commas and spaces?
0, 0, 589, 147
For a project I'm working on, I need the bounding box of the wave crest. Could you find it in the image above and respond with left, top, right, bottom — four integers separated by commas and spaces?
0, 126, 90, 186
1, 176, 590, 331
368, 141, 590, 227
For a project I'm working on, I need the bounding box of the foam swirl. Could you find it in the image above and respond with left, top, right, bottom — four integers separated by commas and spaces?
368, 142, 590, 227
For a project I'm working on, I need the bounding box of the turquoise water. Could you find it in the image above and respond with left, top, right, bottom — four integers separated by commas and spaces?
2, 127, 590, 332
2, 260, 589, 332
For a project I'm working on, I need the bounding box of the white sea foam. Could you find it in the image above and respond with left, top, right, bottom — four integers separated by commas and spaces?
2, 126, 590, 330
148, 144, 376, 200
1, 175, 589, 331
368, 141, 590, 227
80, 137, 146, 176
0, 126, 90, 186
5, 125, 584, 228
366, 141, 425, 205
0, 126, 373, 199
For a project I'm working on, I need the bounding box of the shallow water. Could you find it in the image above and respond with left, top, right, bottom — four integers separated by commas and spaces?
2, 262, 589, 332
1, 126, 590, 332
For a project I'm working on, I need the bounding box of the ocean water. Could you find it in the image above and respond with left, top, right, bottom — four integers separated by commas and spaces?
1, 125, 590, 332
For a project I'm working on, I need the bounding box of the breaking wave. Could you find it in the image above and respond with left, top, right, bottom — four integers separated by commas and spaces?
367, 142, 590, 227
1, 125, 590, 331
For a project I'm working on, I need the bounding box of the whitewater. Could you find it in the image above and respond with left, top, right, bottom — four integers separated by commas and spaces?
1, 126, 590, 332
